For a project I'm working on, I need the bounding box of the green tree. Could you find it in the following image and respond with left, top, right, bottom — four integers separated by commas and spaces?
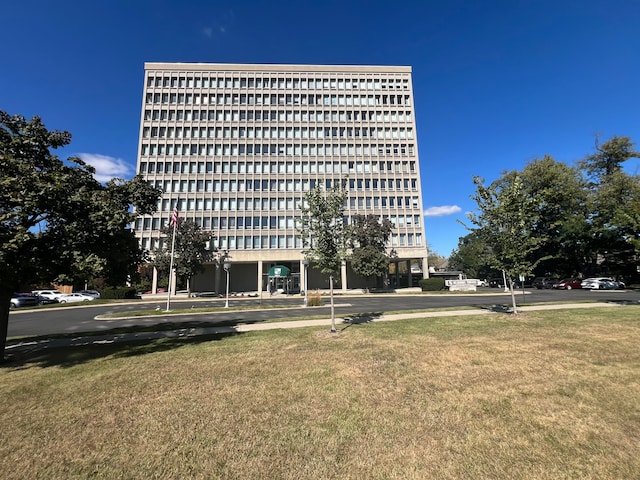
152, 219, 215, 297
299, 184, 347, 332
518, 155, 590, 277
347, 214, 394, 290
581, 136, 640, 280
448, 232, 495, 280
466, 174, 544, 313
0, 111, 161, 360
580, 135, 640, 181
427, 247, 448, 272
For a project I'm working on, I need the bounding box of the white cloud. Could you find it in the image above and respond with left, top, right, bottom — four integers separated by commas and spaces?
202, 11, 234, 38
423, 205, 462, 217
78, 153, 132, 183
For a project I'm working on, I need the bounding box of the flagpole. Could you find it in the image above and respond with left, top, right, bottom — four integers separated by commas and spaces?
166, 203, 179, 311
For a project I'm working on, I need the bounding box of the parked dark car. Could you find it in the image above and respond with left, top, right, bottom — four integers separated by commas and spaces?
552, 278, 582, 290
533, 277, 557, 289
488, 278, 505, 288
512, 277, 534, 289
10, 293, 40, 309
35, 295, 59, 305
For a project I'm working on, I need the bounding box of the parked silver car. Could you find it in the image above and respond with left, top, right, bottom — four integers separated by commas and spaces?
57, 292, 96, 303
10, 293, 40, 309
581, 278, 625, 290
77, 290, 101, 298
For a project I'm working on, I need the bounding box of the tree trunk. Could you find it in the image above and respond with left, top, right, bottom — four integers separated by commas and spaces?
0, 289, 12, 362
330, 275, 337, 333
509, 279, 519, 315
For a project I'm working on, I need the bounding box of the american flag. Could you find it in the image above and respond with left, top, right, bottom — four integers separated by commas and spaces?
169, 204, 179, 227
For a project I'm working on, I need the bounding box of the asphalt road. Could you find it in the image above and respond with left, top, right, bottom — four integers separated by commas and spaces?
8, 288, 640, 338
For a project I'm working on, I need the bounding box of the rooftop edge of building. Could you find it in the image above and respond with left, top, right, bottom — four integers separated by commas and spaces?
144, 62, 412, 73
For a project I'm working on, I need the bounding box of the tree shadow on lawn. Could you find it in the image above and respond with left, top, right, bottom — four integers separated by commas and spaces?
340, 312, 383, 331
3, 319, 252, 370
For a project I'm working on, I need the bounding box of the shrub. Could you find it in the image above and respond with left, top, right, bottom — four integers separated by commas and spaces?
100, 287, 139, 299
419, 278, 445, 291
307, 290, 323, 306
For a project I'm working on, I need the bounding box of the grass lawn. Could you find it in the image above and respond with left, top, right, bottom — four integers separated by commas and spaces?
1, 306, 639, 479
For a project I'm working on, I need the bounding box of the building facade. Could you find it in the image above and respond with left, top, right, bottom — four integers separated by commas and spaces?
134, 62, 429, 294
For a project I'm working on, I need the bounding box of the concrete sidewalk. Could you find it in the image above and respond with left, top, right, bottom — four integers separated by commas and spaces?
5, 302, 622, 355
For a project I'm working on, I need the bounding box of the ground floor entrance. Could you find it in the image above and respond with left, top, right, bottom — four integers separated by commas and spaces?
151, 256, 429, 295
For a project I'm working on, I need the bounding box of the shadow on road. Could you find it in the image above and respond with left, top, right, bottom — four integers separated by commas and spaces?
2, 319, 257, 370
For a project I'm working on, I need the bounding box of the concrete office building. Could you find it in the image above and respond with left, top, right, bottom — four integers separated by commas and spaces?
134, 62, 429, 294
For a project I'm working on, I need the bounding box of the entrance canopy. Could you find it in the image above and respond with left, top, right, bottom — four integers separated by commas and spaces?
268, 265, 290, 277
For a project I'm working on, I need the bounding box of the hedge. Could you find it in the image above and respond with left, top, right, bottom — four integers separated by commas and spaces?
419, 278, 446, 291
100, 287, 139, 299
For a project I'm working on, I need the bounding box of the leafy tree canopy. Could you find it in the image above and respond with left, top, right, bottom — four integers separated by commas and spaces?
0, 110, 161, 359
580, 135, 640, 182
347, 214, 393, 282
299, 184, 347, 277
466, 173, 546, 312
152, 219, 215, 295
448, 232, 494, 280
459, 136, 640, 284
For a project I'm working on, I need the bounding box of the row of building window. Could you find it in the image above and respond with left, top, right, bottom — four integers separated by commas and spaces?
144, 92, 411, 107
148, 178, 419, 194
140, 231, 421, 252
143, 126, 414, 140
146, 75, 410, 91
140, 143, 416, 157
140, 160, 417, 175
138, 213, 421, 231
143, 108, 413, 123
149, 195, 420, 212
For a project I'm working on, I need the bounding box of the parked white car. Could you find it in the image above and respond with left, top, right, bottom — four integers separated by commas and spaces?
581, 278, 625, 290
57, 293, 96, 303
32, 290, 65, 301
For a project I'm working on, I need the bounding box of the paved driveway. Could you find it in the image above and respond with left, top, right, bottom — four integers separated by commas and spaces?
8, 288, 639, 339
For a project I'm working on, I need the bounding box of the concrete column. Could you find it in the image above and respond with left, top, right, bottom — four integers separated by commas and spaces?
409, 260, 415, 286
257, 260, 263, 294
152, 266, 158, 294
214, 264, 221, 294
422, 257, 430, 279
170, 269, 177, 295
341, 260, 348, 292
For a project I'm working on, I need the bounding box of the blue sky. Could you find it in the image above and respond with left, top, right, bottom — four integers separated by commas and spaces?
3, 0, 639, 256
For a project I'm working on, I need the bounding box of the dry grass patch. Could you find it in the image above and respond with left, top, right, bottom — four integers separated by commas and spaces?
1, 307, 639, 479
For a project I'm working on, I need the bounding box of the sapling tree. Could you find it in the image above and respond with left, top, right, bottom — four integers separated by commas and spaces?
466, 174, 543, 313
298, 183, 347, 332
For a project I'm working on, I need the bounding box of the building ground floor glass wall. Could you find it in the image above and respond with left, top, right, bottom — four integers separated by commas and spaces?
148, 253, 429, 296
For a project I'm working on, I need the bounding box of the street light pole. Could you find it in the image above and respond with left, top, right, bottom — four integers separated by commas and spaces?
301, 259, 309, 307
224, 261, 231, 308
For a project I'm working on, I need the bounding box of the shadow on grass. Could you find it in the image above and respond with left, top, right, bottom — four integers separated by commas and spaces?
473, 304, 515, 314
2, 319, 255, 370
340, 312, 383, 331
605, 298, 640, 306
